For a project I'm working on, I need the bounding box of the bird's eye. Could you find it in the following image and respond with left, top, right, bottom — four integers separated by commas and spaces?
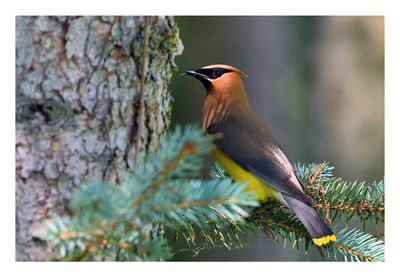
212, 68, 223, 79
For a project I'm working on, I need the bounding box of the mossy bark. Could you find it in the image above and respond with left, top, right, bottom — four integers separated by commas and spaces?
16, 16, 182, 261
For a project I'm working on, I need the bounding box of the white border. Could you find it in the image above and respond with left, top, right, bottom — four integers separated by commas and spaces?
2, 1, 398, 276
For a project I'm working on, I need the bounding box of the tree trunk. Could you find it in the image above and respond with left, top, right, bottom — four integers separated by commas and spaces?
16, 16, 183, 261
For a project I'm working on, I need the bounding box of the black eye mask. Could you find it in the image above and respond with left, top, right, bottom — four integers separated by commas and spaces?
185, 67, 233, 92
197, 67, 232, 79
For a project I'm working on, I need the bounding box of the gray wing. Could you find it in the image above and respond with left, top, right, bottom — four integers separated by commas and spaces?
207, 115, 313, 205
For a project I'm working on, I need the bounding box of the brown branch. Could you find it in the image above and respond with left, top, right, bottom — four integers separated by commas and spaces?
150, 197, 240, 220
258, 218, 379, 261
370, 193, 385, 204
59, 228, 134, 261
133, 142, 198, 208
306, 164, 384, 214
307, 163, 325, 190
314, 201, 384, 213
259, 218, 309, 238
169, 197, 239, 209
58, 230, 90, 240
306, 164, 330, 226
334, 243, 377, 262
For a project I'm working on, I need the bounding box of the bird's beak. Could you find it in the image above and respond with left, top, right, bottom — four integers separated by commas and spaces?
185, 69, 209, 81
184, 68, 212, 92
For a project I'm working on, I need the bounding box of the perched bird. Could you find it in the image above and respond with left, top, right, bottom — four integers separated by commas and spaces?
185, 64, 336, 246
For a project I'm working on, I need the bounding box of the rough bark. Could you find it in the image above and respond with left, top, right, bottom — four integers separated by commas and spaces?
16, 16, 183, 261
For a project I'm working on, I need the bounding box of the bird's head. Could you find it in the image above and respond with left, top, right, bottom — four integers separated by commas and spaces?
185, 64, 247, 96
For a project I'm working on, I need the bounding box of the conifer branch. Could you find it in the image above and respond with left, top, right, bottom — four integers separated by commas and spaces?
43, 125, 257, 261
210, 162, 384, 261
133, 142, 197, 208
43, 126, 384, 261
328, 229, 384, 262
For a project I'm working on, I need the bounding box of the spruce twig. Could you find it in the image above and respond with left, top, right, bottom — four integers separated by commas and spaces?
133, 142, 197, 208
207, 162, 384, 261
44, 125, 257, 261
44, 126, 384, 262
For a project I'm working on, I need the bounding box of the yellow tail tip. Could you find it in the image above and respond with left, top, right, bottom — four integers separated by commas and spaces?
312, 234, 336, 246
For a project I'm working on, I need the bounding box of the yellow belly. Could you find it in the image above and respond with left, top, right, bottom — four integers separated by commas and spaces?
212, 148, 279, 201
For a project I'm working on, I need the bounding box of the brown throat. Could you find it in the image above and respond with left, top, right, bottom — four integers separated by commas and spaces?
202, 93, 240, 133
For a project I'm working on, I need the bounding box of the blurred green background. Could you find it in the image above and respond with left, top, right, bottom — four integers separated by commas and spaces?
169, 16, 384, 261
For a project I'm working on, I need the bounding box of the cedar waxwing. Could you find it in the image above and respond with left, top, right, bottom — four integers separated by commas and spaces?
185, 64, 336, 246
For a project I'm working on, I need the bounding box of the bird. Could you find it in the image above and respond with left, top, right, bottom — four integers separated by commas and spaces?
184, 64, 336, 246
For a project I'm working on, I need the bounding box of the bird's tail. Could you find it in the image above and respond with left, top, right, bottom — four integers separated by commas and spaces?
282, 194, 336, 246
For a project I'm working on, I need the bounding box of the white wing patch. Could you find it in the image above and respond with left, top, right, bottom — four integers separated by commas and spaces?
264, 145, 304, 192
